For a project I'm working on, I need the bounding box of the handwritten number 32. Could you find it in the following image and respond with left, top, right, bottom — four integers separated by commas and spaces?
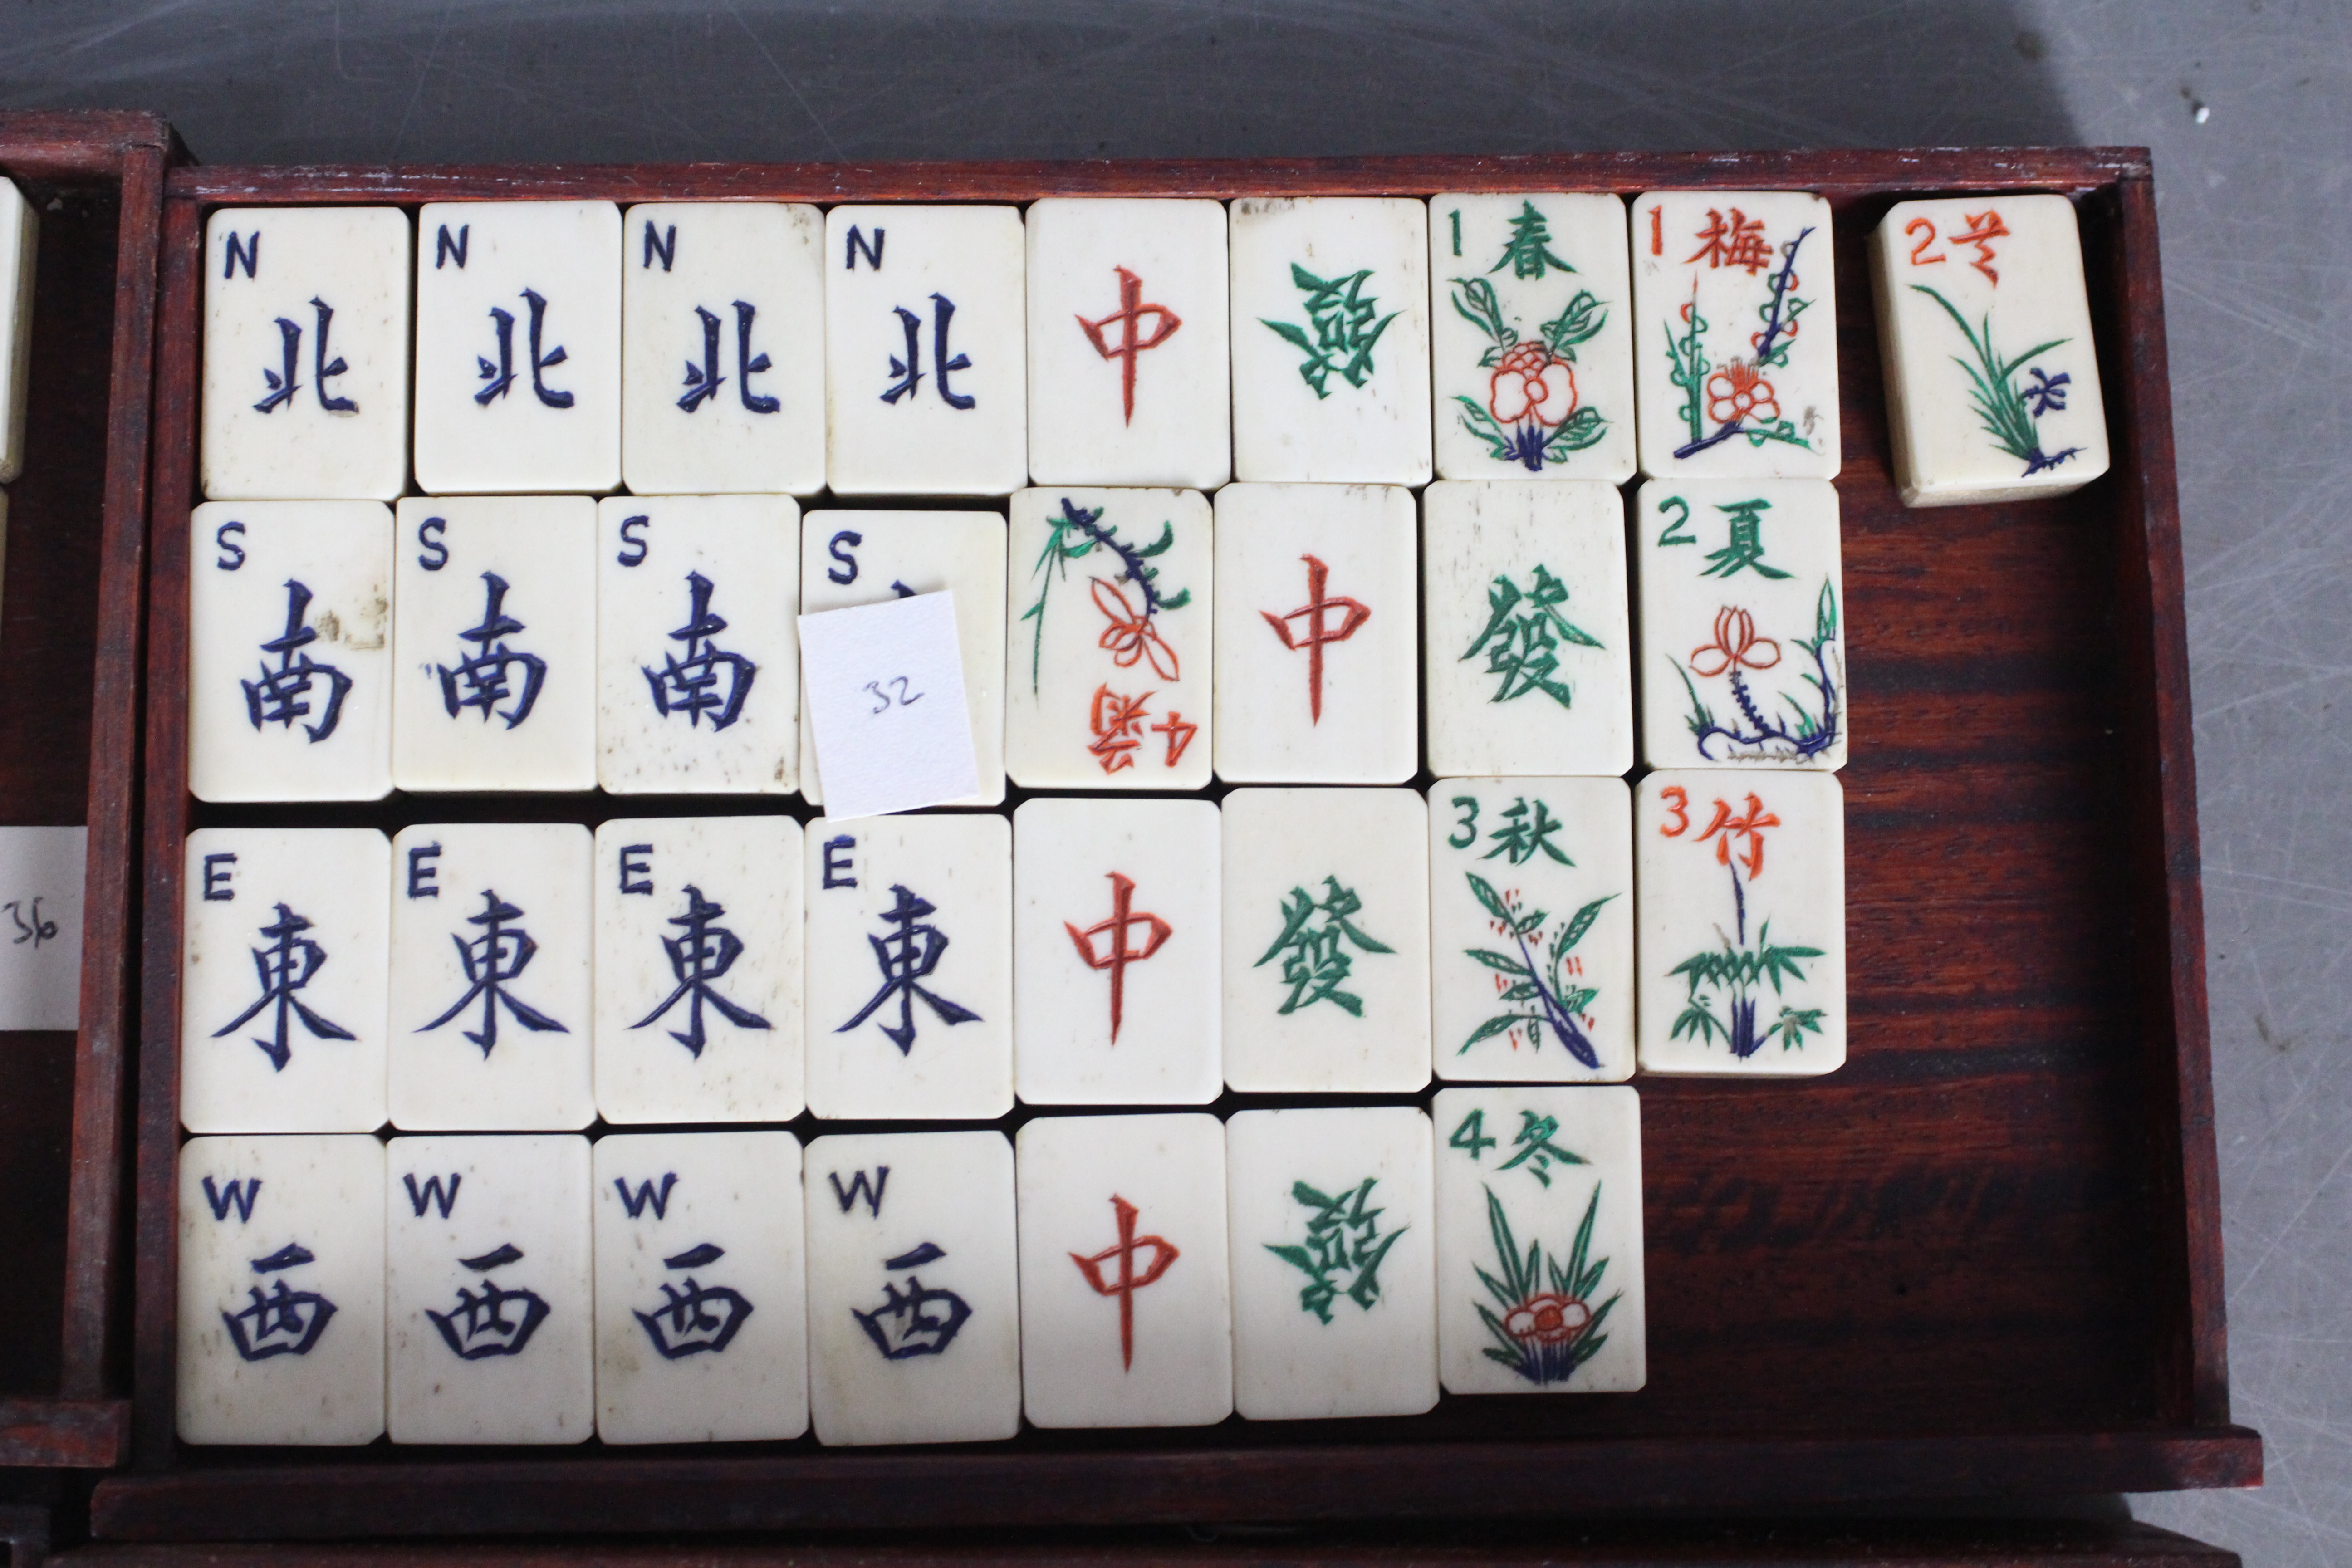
863, 676, 923, 715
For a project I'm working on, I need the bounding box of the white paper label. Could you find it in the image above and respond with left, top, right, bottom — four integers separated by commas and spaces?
0, 826, 85, 1031
798, 593, 978, 820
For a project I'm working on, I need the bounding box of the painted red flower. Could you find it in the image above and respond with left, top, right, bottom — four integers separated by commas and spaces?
1689, 606, 1783, 678
1503, 1292, 1591, 1346
1090, 577, 1180, 681
1705, 358, 1780, 426
1489, 341, 1578, 428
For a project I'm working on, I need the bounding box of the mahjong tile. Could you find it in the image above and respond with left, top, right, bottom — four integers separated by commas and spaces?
0, 176, 33, 483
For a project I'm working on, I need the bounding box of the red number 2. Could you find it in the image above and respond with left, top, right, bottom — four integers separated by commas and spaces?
1906, 216, 1945, 267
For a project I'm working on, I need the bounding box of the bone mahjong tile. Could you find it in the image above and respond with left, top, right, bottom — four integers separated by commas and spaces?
0, 176, 33, 483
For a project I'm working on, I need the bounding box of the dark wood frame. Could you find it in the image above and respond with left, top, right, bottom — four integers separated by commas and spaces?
103, 148, 2257, 1539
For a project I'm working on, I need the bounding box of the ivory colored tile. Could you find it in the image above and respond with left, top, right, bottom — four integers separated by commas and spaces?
1428, 777, 1632, 1084
1016, 1113, 1232, 1429
178, 1134, 385, 1445
597, 494, 800, 795
593, 1131, 808, 1444
1004, 486, 1212, 790
0, 825, 84, 1031
1632, 191, 1838, 480
413, 201, 620, 494
1636, 768, 1846, 1077
386, 1133, 593, 1444
0, 176, 32, 483
1211, 483, 1417, 785
201, 207, 410, 500
1432, 1084, 1644, 1394
392, 496, 596, 793
1226, 1106, 1436, 1421
1421, 480, 1632, 778
1230, 197, 1431, 485
388, 823, 593, 1130
593, 816, 804, 1125
1634, 477, 1846, 771
1430, 193, 1634, 484
804, 814, 1012, 1122
189, 500, 394, 803
798, 510, 1006, 808
824, 206, 1026, 497
1872, 193, 2109, 506
804, 1130, 1021, 1447
1025, 198, 1230, 489
1013, 797, 1221, 1107
622, 202, 825, 495
1220, 788, 1430, 1094
181, 828, 391, 1133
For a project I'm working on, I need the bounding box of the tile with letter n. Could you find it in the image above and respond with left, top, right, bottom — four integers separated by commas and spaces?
1632, 190, 1839, 481
0, 176, 31, 482
1229, 197, 1431, 485
1013, 797, 1221, 1107
180, 828, 391, 1134
1430, 776, 1632, 1085
803, 1129, 1020, 1447
804, 813, 1012, 1122
798, 509, 1007, 808
1430, 192, 1634, 485
412, 200, 620, 495
1634, 477, 1845, 772
190, 500, 394, 802
1220, 787, 1430, 1094
388, 822, 593, 1130
1432, 1084, 1645, 1395
392, 495, 596, 793
592, 815, 803, 1125
824, 205, 1026, 497
1016, 1113, 1232, 1430
597, 494, 800, 795
1872, 192, 2110, 507
1226, 1106, 1436, 1421
1422, 480, 1632, 779
386, 1133, 593, 1444
1004, 486, 1212, 791
593, 1131, 808, 1444
178, 1134, 385, 1445
1637, 767, 1846, 1077
622, 201, 825, 496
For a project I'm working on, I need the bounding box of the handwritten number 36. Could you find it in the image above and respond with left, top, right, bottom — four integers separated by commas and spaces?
863, 676, 923, 715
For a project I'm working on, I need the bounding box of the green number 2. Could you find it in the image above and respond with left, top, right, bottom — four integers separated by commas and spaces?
1656, 494, 1696, 546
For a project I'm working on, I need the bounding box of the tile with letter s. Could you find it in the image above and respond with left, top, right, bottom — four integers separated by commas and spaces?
0, 175, 32, 483
0, 825, 83, 1031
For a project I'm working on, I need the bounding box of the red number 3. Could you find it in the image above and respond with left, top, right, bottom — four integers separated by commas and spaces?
1658, 784, 1690, 837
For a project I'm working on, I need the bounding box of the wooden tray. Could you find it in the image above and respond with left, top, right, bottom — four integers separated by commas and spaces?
98, 148, 2257, 1538
0, 110, 176, 1472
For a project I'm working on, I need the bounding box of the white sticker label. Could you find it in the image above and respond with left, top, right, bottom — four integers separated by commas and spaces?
0, 826, 86, 1031
798, 593, 979, 820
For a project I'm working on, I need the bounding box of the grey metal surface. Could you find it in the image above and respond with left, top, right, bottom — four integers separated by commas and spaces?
2, 0, 2343, 1559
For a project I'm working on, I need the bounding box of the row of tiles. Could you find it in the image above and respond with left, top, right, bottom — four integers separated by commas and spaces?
193, 477, 1845, 801
180, 775, 1845, 1134
180, 1095, 1645, 1446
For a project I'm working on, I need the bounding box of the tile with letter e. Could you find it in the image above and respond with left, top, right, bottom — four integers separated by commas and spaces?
1429, 776, 1632, 1084
1637, 767, 1845, 1077
1016, 1112, 1231, 1429
593, 816, 803, 1125
623, 201, 825, 496
1013, 797, 1221, 1107
1230, 197, 1431, 485
181, 828, 391, 1133
0, 176, 32, 482
1005, 486, 1212, 791
593, 1131, 808, 1444
389, 822, 593, 1130
1226, 1106, 1436, 1421
1221, 788, 1430, 1094
190, 500, 394, 802
178, 1133, 385, 1445
824, 205, 1026, 497
386, 1133, 592, 1444
1212, 483, 1417, 785
1872, 192, 2109, 507
1430, 193, 1634, 485
798, 510, 1006, 808
1422, 480, 1631, 778
1635, 477, 1845, 771
803, 1129, 1020, 1447
805, 813, 1012, 1122
1026, 198, 1230, 490
598, 494, 800, 795
1433, 1084, 1645, 1395
0, 825, 83, 1030
201, 206, 410, 500
392, 495, 596, 793
1632, 191, 1838, 480
413, 201, 620, 495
